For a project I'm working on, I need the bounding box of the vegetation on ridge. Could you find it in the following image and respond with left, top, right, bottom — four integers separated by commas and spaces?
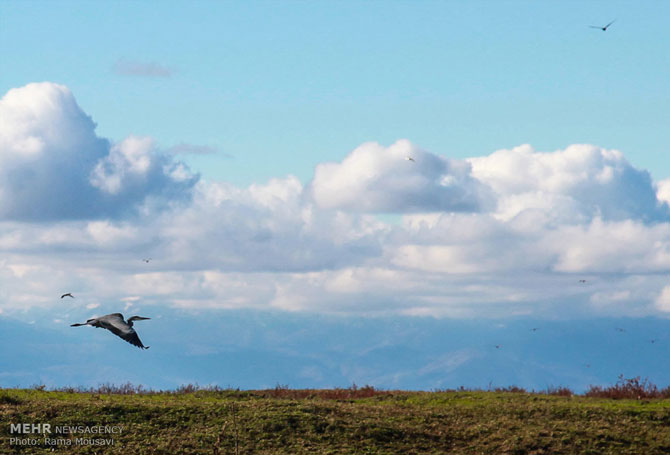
2, 378, 670, 454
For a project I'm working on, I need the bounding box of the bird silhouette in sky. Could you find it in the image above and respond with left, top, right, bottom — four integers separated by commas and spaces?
61, 293, 74, 299
589, 20, 615, 31
405, 156, 415, 163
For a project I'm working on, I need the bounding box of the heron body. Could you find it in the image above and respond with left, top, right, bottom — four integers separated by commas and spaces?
61, 293, 74, 299
71, 313, 150, 349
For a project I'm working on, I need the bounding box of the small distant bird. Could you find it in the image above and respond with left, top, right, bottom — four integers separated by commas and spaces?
615, 327, 626, 332
61, 293, 74, 299
405, 156, 415, 162
142, 258, 151, 263
651, 339, 658, 344
585, 363, 591, 368
531, 328, 539, 332
579, 279, 587, 283
71, 313, 151, 349
495, 344, 501, 349
589, 20, 615, 31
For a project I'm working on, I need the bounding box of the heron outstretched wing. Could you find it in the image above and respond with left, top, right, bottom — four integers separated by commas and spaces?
589, 20, 615, 30
98, 314, 149, 349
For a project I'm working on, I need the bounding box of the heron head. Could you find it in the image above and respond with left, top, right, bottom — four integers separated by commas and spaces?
128, 316, 151, 322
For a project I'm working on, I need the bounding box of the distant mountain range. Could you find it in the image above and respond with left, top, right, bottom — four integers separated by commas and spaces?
2, 310, 669, 392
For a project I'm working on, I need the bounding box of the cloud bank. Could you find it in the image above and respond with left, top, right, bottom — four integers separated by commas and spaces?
1, 82, 670, 319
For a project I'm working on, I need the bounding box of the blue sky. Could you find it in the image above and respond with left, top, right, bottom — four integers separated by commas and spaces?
3, 1, 670, 186
2, 1, 670, 391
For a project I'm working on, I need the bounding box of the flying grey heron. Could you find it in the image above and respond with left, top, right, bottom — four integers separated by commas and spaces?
405, 156, 415, 162
589, 20, 615, 31
71, 313, 151, 349
61, 293, 74, 299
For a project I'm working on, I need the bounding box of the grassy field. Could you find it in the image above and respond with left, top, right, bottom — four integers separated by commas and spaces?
2, 386, 670, 454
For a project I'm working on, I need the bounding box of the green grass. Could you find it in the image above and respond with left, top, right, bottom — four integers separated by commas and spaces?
2, 388, 670, 454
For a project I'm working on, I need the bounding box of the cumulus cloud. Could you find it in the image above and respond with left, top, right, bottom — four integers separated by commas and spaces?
469, 144, 669, 223
90, 134, 197, 210
112, 59, 174, 77
0, 83, 198, 221
308, 139, 494, 213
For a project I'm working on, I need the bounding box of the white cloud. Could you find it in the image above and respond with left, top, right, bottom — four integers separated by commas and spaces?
90, 136, 154, 194
308, 139, 494, 213
0, 82, 198, 221
655, 286, 670, 312
7, 264, 39, 278
545, 218, 670, 273
86, 221, 137, 246
656, 178, 670, 205
153, 177, 386, 273
469, 144, 669, 223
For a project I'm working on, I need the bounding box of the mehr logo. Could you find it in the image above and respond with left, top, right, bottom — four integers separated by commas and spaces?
9, 423, 123, 434
10, 423, 51, 434
8, 423, 123, 448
